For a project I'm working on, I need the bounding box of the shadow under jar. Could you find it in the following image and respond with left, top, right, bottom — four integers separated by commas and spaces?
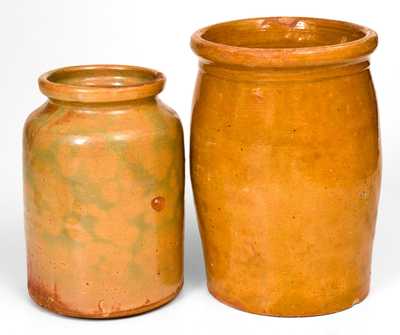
190, 17, 381, 316
23, 65, 184, 318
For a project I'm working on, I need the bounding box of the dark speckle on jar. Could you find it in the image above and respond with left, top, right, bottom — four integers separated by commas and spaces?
151, 196, 165, 212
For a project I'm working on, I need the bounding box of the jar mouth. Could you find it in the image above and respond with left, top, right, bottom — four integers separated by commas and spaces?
39, 65, 165, 103
191, 17, 378, 68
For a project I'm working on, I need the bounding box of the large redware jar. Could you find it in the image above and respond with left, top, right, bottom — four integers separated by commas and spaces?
23, 65, 184, 318
190, 17, 381, 316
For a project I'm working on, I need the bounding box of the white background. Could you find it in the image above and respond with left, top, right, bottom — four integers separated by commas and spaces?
0, 0, 398, 334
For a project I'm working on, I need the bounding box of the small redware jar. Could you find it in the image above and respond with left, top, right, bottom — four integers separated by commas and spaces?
23, 65, 184, 318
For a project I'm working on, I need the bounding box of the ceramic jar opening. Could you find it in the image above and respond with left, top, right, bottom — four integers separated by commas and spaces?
191, 17, 377, 68
39, 65, 165, 103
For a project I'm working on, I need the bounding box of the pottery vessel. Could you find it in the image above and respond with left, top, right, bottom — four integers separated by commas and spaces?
23, 65, 184, 318
190, 17, 380, 316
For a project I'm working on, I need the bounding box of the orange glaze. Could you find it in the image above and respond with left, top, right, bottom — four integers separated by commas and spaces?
190, 17, 381, 316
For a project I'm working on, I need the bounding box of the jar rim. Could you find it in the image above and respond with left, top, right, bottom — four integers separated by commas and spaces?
191, 17, 378, 68
39, 64, 165, 103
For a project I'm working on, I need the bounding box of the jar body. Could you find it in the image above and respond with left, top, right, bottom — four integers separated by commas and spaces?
190, 62, 381, 316
24, 98, 184, 318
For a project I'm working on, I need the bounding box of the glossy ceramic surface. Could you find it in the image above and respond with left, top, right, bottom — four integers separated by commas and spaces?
190, 17, 380, 316
23, 65, 184, 318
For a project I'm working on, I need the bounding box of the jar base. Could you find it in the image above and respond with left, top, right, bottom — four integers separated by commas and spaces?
208, 285, 369, 317
28, 282, 183, 319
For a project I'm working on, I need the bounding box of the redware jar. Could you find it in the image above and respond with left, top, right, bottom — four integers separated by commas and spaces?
23, 65, 184, 318
190, 17, 381, 316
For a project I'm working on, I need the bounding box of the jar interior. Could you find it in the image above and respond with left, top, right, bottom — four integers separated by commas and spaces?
47, 67, 157, 88
202, 18, 366, 49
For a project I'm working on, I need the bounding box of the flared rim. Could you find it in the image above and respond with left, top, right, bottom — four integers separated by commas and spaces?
191, 17, 378, 68
39, 64, 165, 103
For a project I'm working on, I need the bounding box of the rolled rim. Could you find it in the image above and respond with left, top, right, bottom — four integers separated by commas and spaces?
191, 17, 378, 68
39, 64, 165, 103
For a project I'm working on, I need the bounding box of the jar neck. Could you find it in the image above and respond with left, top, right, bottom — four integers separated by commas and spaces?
199, 59, 371, 82
48, 96, 157, 109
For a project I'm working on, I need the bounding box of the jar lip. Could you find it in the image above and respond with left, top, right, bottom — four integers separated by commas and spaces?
191, 17, 378, 68
39, 64, 165, 103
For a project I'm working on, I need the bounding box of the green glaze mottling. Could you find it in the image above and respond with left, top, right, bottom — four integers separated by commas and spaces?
24, 96, 184, 314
